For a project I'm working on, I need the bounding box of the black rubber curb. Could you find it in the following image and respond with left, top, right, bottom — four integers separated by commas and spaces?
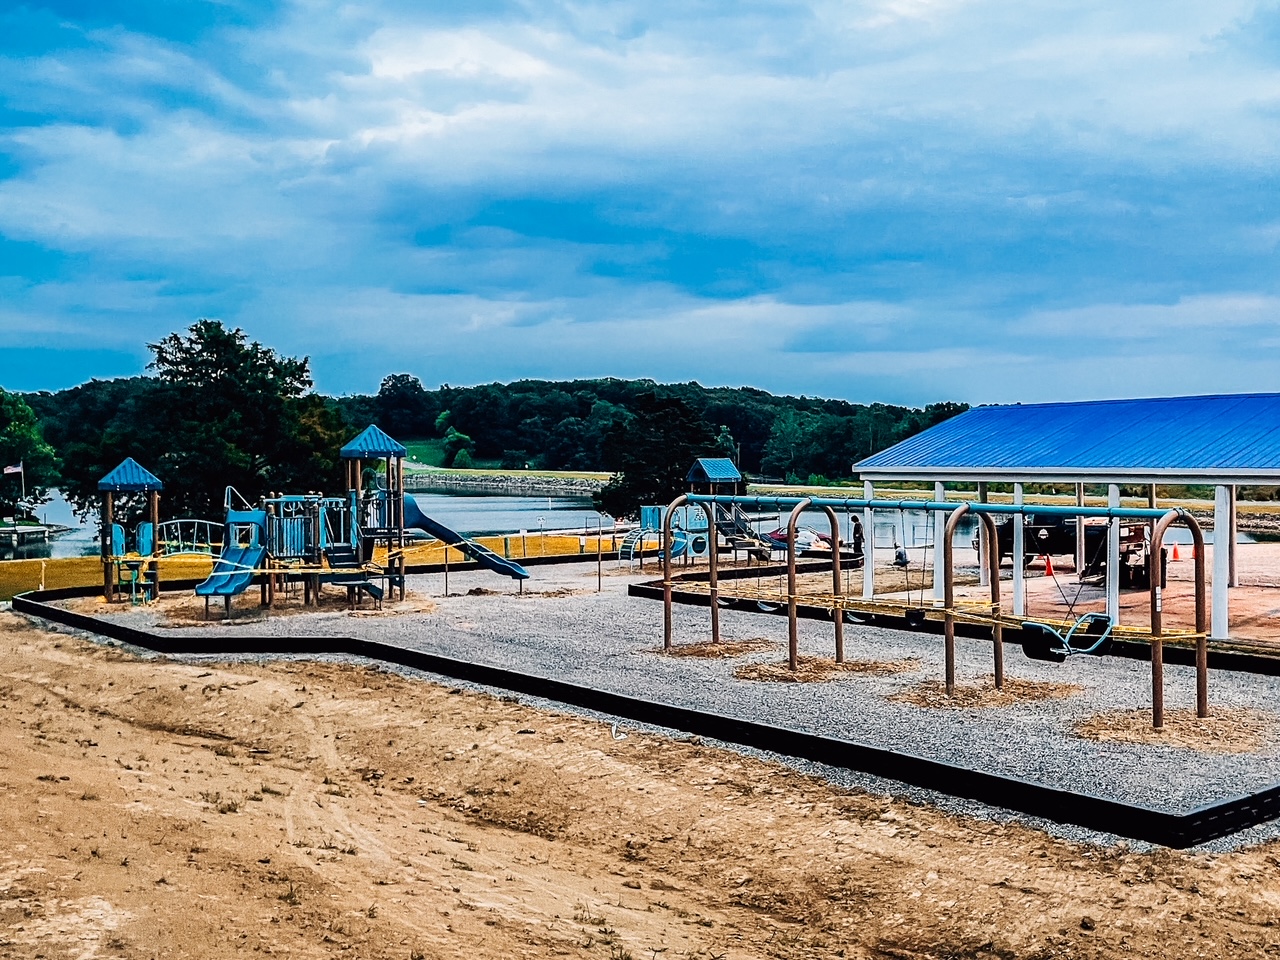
12, 587, 1280, 848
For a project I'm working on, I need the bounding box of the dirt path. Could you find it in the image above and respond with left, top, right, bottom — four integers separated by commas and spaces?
2, 614, 1280, 959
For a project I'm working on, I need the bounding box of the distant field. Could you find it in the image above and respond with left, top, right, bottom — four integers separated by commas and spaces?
402, 438, 447, 467
402, 438, 501, 470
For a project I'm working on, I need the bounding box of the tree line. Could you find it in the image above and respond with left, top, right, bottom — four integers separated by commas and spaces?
2, 321, 967, 521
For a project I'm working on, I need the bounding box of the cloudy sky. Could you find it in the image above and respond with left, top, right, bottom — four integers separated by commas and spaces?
2, 1, 1279, 404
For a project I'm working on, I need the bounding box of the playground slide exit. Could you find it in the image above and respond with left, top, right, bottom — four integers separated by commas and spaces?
403, 495, 530, 581
194, 543, 266, 598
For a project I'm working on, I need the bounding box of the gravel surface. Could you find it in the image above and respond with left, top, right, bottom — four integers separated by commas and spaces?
44, 563, 1280, 850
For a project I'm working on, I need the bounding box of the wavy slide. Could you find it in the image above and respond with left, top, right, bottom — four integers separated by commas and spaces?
403, 494, 530, 581
194, 544, 266, 598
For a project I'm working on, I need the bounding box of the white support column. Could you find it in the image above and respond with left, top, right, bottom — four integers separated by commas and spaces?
1213, 484, 1231, 640
1075, 483, 1086, 580
1012, 483, 1025, 617
1107, 484, 1121, 624
977, 482, 989, 586
1230, 484, 1239, 588
932, 481, 946, 604
862, 480, 875, 599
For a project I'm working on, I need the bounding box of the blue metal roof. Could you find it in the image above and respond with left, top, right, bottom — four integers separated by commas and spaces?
340, 425, 407, 459
687, 457, 742, 484
98, 458, 164, 492
856, 393, 1280, 482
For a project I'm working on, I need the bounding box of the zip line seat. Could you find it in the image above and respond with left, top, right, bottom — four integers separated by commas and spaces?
1021, 612, 1115, 663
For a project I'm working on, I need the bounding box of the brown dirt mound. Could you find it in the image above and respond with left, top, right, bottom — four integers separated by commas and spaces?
660, 638, 776, 659
1074, 707, 1279, 754
735, 655, 919, 682
888, 677, 1081, 708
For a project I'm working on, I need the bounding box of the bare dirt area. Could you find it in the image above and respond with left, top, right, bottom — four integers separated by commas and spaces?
1074, 708, 1280, 754
734, 656, 919, 683
5, 616, 1280, 959
888, 677, 1083, 709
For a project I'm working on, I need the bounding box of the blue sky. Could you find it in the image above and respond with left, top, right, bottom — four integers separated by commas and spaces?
2, 1, 1279, 404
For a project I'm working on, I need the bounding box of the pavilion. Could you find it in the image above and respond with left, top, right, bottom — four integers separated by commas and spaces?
854, 393, 1280, 640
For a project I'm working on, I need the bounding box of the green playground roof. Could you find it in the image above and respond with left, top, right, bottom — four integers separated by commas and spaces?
341, 424, 407, 459
98, 458, 163, 492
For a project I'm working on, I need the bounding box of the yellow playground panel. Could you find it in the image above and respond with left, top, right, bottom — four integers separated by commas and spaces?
0, 555, 216, 602
1, 533, 615, 601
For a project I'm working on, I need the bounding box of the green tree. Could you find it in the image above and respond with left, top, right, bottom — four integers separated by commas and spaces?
376, 373, 437, 437
594, 393, 716, 519
442, 427, 475, 467
46, 321, 345, 521
714, 424, 738, 463
0, 389, 59, 517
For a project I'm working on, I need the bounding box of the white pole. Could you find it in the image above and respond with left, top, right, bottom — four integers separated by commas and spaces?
1230, 484, 1239, 588
1107, 484, 1121, 624
977, 481, 989, 587
1075, 482, 1085, 580
862, 480, 875, 599
1013, 483, 1026, 617
932, 481, 946, 604
1212, 484, 1231, 640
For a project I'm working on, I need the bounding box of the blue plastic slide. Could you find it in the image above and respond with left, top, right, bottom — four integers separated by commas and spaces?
195, 544, 266, 598
658, 529, 692, 560
403, 494, 530, 580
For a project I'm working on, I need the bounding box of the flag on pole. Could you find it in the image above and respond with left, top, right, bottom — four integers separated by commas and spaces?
2, 463, 21, 476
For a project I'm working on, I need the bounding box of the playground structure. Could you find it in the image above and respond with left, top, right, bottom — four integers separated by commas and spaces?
620, 505, 707, 566
98, 458, 163, 604
659, 492, 1208, 730
96, 426, 530, 616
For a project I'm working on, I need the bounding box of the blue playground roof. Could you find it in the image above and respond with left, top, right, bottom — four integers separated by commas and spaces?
98, 458, 163, 492
341, 425, 407, 459
687, 457, 742, 484
856, 393, 1280, 484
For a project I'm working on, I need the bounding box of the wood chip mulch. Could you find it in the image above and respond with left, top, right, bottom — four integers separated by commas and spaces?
1073, 708, 1279, 754
887, 677, 1082, 709
734, 655, 920, 683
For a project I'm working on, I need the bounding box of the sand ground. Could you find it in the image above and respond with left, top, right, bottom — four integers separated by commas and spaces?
4, 613, 1280, 959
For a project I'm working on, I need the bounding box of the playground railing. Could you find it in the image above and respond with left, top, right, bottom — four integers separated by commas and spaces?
157, 519, 221, 557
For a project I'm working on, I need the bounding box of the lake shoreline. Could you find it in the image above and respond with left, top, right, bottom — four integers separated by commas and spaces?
405, 472, 606, 496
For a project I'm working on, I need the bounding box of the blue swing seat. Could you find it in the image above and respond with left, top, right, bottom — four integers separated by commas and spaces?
1021, 612, 1115, 663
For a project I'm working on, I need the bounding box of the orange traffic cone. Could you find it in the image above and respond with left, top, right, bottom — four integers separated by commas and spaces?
1171, 543, 1182, 561
1043, 554, 1053, 577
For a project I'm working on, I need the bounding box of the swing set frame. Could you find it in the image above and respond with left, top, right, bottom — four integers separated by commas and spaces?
661, 493, 1208, 730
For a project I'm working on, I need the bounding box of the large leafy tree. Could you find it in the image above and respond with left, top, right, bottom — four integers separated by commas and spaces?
375, 373, 438, 438
0, 389, 59, 517
594, 392, 716, 519
48, 321, 346, 521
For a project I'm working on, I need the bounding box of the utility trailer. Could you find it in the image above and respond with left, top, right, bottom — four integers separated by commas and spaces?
975, 514, 1166, 589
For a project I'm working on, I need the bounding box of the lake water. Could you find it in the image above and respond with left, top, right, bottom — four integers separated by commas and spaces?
403, 491, 612, 537
1, 493, 1249, 562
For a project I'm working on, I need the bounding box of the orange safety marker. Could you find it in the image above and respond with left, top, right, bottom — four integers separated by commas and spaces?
1043, 554, 1053, 577
1171, 542, 1182, 561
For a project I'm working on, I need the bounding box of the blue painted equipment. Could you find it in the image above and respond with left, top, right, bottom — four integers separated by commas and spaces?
403, 494, 529, 580
195, 509, 268, 606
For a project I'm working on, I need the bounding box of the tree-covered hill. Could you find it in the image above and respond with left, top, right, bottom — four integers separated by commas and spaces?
16, 321, 967, 520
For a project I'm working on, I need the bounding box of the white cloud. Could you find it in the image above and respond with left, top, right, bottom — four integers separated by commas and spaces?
3, 1, 1280, 402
